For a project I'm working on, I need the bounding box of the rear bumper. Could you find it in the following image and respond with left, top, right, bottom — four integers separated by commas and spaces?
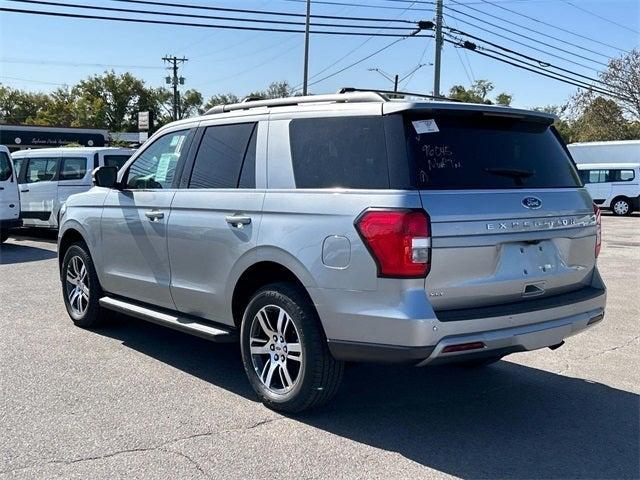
0, 218, 22, 230
319, 271, 607, 365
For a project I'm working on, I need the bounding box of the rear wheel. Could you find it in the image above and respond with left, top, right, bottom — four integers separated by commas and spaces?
61, 242, 108, 328
611, 198, 631, 216
0, 231, 8, 243
240, 283, 344, 413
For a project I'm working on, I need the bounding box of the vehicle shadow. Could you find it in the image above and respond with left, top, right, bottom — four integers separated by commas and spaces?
98, 315, 639, 480
0, 241, 57, 264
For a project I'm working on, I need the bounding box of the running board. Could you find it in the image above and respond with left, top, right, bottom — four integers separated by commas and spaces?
99, 297, 237, 343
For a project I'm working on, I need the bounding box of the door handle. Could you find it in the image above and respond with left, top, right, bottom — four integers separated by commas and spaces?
144, 210, 164, 221
20, 188, 29, 193
225, 215, 251, 228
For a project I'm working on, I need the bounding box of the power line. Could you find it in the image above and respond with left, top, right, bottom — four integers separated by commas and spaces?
0, 75, 68, 86
7, 0, 418, 31
0, 6, 428, 37
449, 39, 629, 102
443, 12, 606, 72
446, 0, 615, 60
559, 0, 639, 34
473, 0, 630, 53
0, 58, 163, 69
443, 5, 609, 68
280, 0, 432, 12
112, 0, 417, 24
307, 31, 430, 88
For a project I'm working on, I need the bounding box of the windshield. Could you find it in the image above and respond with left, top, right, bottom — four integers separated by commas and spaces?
404, 112, 581, 189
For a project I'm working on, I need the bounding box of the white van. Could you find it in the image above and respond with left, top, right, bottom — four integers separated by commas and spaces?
576, 162, 640, 216
0, 145, 21, 243
11, 147, 134, 229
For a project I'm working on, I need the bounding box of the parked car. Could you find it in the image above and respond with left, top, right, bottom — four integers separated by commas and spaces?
576, 163, 640, 216
57, 91, 607, 412
0, 145, 21, 243
11, 147, 134, 229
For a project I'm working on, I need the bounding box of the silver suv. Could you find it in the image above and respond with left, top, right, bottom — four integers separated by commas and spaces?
58, 91, 606, 412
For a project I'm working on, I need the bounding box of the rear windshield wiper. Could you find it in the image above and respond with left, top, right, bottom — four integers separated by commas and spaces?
484, 168, 535, 186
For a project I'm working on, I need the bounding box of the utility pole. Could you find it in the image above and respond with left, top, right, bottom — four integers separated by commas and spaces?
433, 0, 444, 98
162, 55, 188, 121
302, 0, 311, 96
393, 74, 399, 92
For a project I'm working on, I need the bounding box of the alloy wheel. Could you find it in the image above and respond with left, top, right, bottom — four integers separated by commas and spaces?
65, 256, 89, 317
249, 305, 303, 394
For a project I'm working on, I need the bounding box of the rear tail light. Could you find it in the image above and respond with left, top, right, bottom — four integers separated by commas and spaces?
355, 209, 431, 278
442, 342, 486, 353
594, 204, 601, 258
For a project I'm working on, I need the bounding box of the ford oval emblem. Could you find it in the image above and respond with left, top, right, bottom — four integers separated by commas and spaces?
522, 196, 542, 209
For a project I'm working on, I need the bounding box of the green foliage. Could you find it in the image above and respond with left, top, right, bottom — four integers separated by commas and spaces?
448, 80, 512, 106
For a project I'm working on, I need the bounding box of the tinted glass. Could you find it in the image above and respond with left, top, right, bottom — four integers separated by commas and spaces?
26, 158, 58, 183
289, 117, 389, 189
60, 157, 87, 180
190, 123, 255, 189
404, 113, 581, 189
104, 154, 132, 171
0, 152, 12, 181
239, 126, 257, 189
126, 130, 190, 189
615, 169, 635, 181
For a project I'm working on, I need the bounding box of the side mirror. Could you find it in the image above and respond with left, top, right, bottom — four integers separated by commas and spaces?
92, 166, 119, 189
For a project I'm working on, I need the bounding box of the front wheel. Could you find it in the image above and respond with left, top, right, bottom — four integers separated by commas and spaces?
612, 198, 631, 216
61, 242, 108, 328
240, 283, 344, 413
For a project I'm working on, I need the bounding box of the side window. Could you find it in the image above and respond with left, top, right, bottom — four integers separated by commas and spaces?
289, 116, 389, 189
60, 157, 87, 181
239, 127, 257, 189
588, 170, 600, 183
189, 123, 256, 189
13, 158, 25, 183
104, 154, 132, 171
126, 130, 190, 189
601, 169, 611, 183
26, 157, 58, 183
0, 152, 12, 181
579, 170, 590, 183
620, 169, 635, 181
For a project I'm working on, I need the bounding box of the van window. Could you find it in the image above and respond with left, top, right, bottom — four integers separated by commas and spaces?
104, 154, 131, 171
189, 123, 256, 189
289, 116, 389, 189
614, 169, 635, 181
26, 158, 58, 183
0, 152, 12, 181
125, 130, 190, 189
12, 158, 25, 182
60, 157, 87, 180
404, 113, 581, 189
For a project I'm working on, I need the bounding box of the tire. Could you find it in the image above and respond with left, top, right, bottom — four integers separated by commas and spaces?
0, 231, 8, 244
240, 282, 344, 413
611, 198, 632, 216
61, 242, 108, 328
453, 355, 503, 368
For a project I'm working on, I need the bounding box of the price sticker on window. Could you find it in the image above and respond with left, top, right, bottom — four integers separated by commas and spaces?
412, 119, 440, 134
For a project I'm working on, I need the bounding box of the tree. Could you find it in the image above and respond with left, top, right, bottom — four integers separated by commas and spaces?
71, 71, 157, 132
572, 96, 636, 142
600, 48, 640, 119
533, 104, 575, 143
0, 85, 51, 125
203, 93, 240, 111
448, 80, 512, 106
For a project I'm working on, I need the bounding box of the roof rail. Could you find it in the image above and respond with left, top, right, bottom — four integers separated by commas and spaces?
204, 91, 388, 115
339, 87, 461, 102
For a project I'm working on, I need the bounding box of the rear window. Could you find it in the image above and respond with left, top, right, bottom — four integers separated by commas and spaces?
104, 154, 132, 171
0, 152, 12, 181
404, 113, 581, 189
289, 116, 389, 189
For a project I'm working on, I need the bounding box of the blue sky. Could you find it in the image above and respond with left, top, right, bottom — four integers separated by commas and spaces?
0, 0, 638, 110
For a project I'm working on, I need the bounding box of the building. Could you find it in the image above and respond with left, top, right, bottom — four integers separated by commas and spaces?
0, 124, 108, 152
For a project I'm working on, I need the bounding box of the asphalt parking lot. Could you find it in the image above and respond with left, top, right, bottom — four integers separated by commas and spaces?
1, 214, 638, 480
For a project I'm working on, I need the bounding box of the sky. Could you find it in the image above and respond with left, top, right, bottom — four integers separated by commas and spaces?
0, 0, 638, 110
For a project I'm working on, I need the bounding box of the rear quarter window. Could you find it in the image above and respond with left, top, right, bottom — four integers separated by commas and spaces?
289, 116, 389, 189
404, 113, 581, 189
